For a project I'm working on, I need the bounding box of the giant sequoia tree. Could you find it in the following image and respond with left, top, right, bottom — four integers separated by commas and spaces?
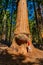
11, 0, 34, 54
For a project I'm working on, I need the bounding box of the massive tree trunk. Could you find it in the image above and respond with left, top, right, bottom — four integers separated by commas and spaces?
14, 0, 30, 34
11, 0, 33, 54
7, 0, 43, 59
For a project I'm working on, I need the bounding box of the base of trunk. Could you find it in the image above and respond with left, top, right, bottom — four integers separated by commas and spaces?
10, 38, 34, 55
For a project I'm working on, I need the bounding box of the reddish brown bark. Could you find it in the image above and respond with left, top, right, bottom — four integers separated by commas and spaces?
11, 0, 33, 54
14, 0, 30, 35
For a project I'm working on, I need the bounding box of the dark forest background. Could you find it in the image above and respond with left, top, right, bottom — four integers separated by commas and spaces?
0, 0, 43, 46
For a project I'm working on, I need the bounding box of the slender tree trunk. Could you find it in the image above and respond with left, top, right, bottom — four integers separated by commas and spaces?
33, 0, 40, 41
33, 0, 43, 42
40, 4, 43, 39
0, 9, 3, 41
2, 14, 7, 41
37, 2, 43, 42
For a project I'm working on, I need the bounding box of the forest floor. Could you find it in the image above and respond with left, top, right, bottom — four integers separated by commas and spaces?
0, 43, 43, 65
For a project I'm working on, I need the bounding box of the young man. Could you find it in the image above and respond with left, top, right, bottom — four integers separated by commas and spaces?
26, 40, 32, 52
27, 41, 31, 50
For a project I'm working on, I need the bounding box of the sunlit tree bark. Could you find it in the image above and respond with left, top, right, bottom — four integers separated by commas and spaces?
11, 0, 33, 54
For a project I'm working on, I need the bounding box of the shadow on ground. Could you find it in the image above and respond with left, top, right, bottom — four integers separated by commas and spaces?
0, 50, 43, 65
0, 39, 11, 47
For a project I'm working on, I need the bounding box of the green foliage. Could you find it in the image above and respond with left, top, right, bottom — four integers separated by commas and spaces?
29, 20, 39, 43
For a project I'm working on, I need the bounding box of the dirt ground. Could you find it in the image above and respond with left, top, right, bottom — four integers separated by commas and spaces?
0, 44, 43, 65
